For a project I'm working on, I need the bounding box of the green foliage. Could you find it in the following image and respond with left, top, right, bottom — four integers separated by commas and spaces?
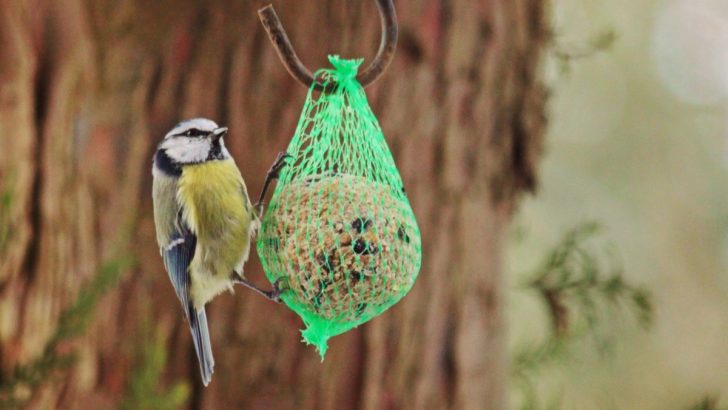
0, 174, 16, 253
512, 336, 571, 382
0, 256, 134, 409
688, 396, 727, 410
512, 222, 654, 409
51, 258, 134, 345
119, 327, 189, 410
512, 337, 569, 410
526, 222, 653, 337
551, 29, 616, 75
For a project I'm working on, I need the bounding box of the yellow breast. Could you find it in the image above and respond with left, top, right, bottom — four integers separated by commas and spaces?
177, 159, 257, 306
177, 160, 252, 235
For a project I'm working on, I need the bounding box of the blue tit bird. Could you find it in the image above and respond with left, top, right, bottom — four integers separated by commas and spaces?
152, 118, 285, 385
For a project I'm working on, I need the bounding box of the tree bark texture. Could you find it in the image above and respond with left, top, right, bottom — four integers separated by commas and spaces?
0, 0, 547, 408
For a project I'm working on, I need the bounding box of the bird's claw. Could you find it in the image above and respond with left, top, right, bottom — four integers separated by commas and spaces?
268, 152, 293, 180
267, 278, 287, 303
256, 152, 294, 216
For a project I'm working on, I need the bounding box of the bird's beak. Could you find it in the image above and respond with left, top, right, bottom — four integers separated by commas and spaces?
211, 127, 228, 141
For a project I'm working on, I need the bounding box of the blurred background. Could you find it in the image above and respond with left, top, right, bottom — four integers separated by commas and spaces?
0, 0, 727, 409
510, 0, 728, 408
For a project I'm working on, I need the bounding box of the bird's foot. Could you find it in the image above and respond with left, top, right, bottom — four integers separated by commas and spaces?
233, 277, 285, 303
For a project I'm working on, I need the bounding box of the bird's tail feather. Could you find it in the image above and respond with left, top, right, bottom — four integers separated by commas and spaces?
188, 305, 214, 386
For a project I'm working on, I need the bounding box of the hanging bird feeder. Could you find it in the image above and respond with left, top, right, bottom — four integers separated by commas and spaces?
256, 0, 422, 358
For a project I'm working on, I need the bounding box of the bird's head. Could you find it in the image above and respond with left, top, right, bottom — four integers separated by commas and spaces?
158, 118, 230, 164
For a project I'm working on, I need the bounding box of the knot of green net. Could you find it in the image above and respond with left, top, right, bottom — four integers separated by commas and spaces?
319, 55, 363, 92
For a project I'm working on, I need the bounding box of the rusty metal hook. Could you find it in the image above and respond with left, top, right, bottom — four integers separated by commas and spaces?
258, 0, 398, 91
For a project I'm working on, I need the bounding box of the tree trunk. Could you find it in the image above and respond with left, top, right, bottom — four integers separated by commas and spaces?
0, 0, 547, 408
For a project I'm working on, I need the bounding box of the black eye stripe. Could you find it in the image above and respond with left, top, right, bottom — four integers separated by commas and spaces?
174, 128, 208, 138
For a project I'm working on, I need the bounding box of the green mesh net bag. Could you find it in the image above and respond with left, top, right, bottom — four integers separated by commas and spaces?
257, 56, 422, 357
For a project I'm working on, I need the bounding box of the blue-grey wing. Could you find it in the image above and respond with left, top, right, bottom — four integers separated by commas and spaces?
162, 223, 215, 386
162, 229, 196, 307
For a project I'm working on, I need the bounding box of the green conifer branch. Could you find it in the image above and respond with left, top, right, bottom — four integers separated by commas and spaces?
512, 222, 654, 409
688, 396, 727, 410
119, 324, 189, 410
0, 174, 16, 253
0, 256, 134, 408
526, 223, 653, 337
550, 28, 616, 75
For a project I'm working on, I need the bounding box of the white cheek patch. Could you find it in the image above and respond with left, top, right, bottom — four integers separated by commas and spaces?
162, 137, 211, 163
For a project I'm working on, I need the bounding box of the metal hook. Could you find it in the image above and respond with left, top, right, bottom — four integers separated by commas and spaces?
258, 0, 398, 91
